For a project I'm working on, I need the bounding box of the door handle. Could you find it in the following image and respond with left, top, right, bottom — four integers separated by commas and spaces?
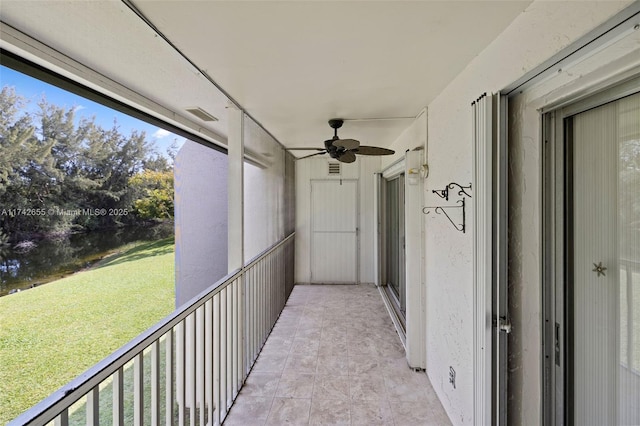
499, 316, 512, 334
555, 322, 560, 366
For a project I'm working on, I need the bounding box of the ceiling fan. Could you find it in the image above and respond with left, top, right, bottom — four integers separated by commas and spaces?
287, 119, 395, 163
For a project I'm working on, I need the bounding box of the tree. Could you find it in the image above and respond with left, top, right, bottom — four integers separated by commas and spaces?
0, 87, 35, 197
129, 170, 174, 220
144, 153, 171, 173
0, 84, 170, 240
80, 125, 152, 228
0, 88, 59, 238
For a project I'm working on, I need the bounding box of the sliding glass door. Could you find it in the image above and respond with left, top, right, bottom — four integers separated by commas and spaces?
545, 85, 640, 425
385, 174, 406, 317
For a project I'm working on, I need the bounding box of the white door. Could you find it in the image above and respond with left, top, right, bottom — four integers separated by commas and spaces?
570, 91, 640, 425
310, 179, 358, 283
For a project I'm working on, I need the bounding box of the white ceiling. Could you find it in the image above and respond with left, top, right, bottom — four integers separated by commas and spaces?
0, 0, 531, 154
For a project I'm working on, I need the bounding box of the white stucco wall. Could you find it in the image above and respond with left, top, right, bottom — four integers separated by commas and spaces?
419, 1, 633, 424
243, 117, 287, 262
175, 140, 228, 307
244, 159, 285, 261
381, 110, 427, 171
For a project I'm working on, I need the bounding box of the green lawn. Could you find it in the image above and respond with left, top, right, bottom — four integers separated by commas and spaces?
0, 238, 175, 424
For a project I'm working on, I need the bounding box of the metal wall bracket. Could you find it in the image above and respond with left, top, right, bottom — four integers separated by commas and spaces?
423, 182, 472, 233
431, 182, 472, 201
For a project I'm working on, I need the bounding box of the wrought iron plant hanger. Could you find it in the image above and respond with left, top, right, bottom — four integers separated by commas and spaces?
423, 182, 472, 233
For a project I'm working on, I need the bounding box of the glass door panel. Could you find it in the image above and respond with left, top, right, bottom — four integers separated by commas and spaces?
571, 91, 640, 425
385, 175, 405, 314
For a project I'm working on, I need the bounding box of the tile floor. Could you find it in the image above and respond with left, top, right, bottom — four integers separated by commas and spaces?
223, 284, 452, 426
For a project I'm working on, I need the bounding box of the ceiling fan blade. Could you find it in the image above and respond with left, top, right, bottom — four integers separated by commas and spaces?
354, 146, 395, 156
332, 138, 360, 150
337, 150, 356, 163
286, 147, 326, 151
296, 150, 327, 160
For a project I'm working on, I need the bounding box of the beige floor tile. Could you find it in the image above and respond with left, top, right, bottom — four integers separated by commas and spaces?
350, 398, 394, 426
303, 308, 325, 316
252, 352, 288, 373
265, 397, 311, 426
226, 285, 452, 426
316, 354, 349, 375
296, 326, 323, 340
322, 315, 349, 326
276, 373, 315, 398
382, 354, 413, 375
318, 339, 348, 357
285, 353, 318, 374
349, 375, 387, 401
309, 398, 350, 425
348, 339, 380, 357
239, 372, 281, 398
276, 314, 301, 326
223, 396, 273, 425
390, 400, 450, 426
291, 336, 320, 356
320, 327, 347, 340
347, 356, 386, 376
384, 373, 434, 403
373, 339, 405, 358
313, 375, 350, 400
261, 337, 293, 357
270, 325, 299, 338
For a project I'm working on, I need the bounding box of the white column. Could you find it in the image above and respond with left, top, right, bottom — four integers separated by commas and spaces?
228, 105, 244, 272
405, 149, 426, 369
227, 105, 245, 408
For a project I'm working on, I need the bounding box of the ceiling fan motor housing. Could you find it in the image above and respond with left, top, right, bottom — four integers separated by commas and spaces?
326, 119, 346, 159
324, 138, 344, 159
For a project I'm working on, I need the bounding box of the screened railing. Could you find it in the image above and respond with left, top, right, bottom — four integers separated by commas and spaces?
10, 233, 295, 426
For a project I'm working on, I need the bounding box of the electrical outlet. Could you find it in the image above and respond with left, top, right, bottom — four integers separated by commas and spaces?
449, 366, 456, 389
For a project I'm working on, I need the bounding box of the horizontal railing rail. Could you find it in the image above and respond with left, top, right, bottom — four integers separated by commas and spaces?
10, 232, 295, 426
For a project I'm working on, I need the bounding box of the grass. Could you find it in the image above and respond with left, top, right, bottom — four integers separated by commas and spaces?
0, 237, 175, 424
65, 339, 174, 426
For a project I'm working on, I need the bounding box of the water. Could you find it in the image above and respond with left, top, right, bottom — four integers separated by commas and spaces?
0, 223, 173, 297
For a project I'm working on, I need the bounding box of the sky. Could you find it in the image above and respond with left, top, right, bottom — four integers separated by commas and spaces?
0, 65, 185, 159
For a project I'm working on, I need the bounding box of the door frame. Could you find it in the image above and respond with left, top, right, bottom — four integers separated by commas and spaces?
383, 173, 406, 320
376, 151, 426, 369
378, 158, 407, 338
472, 93, 509, 425
541, 75, 640, 425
